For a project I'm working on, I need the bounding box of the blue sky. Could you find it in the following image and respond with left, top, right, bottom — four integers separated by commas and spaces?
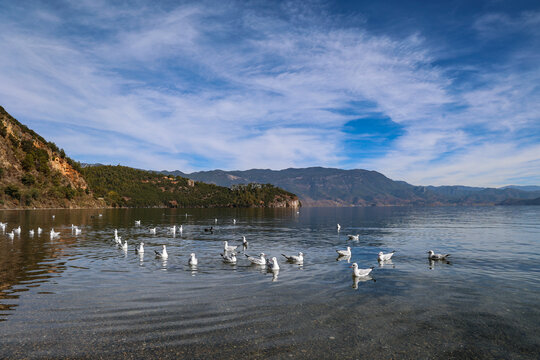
1, 0, 539, 186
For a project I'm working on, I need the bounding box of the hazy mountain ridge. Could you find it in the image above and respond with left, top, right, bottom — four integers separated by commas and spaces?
161, 167, 540, 206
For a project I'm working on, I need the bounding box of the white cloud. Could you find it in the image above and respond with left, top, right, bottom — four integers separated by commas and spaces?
0, 2, 538, 185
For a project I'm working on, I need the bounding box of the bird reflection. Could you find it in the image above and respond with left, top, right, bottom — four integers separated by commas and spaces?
269, 269, 279, 282
378, 259, 395, 268
428, 259, 451, 269
352, 275, 375, 289
160, 258, 168, 269
336, 254, 351, 263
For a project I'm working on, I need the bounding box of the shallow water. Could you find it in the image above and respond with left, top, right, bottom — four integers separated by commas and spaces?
1, 206, 539, 359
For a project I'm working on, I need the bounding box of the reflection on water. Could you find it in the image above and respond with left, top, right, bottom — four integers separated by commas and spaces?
1, 206, 540, 358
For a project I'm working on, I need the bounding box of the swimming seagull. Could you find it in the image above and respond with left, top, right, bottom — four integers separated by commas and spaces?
0, 222, 6, 232
267, 257, 280, 272
149, 227, 156, 234
169, 225, 176, 235
281, 252, 304, 264
50, 229, 60, 238
336, 247, 351, 257
114, 229, 119, 240
29, 229, 35, 236
224, 241, 238, 253
428, 250, 450, 260
337, 224, 341, 232
179, 225, 183, 233
135, 220, 141, 226
351, 263, 374, 277
221, 251, 237, 264
155, 245, 168, 259
188, 253, 198, 266
214, 218, 218, 224
37, 227, 42, 235
378, 251, 395, 262
348, 234, 359, 241
14, 226, 21, 235
75, 228, 82, 235
121, 241, 128, 251
242, 236, 248, 250
136, 242, 144, 254
8, 231, 14, 239
246, 253, 266, 265
233, 219, 236, 225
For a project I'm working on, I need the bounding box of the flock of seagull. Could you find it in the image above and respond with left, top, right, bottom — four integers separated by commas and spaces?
1, 218, 451, 282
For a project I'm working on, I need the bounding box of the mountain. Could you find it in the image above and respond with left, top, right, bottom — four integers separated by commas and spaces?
0, 106, 104, 208
82, 165, 299, 208
161, 167, 540, 207
0, 107, 299, 209
501, 185, 540, 192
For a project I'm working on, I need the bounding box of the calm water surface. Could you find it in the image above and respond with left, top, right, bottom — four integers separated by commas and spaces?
1, 207, 539, 359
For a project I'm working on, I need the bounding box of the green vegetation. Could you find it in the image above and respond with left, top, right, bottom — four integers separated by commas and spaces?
82, 165, 298, 208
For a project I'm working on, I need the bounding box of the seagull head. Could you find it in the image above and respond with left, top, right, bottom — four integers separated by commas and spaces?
378, 252, 383, 256
350, 263, 358, 269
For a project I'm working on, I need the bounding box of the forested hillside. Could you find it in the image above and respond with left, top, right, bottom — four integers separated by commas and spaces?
0, 106, 104, 208
82, 165, 300, 208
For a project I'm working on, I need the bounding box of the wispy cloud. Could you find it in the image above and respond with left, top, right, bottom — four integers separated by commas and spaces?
0, 1, 538, 186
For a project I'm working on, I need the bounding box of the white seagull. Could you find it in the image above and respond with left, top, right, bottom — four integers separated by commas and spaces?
155, 245, 168, 259
179, 225, 183, 233
224, 241, 238, 253
221, 251, 237, 264
246, 253, 266, 265
0, 222, 6, 232
267, 257, 280, 272
337, 224, 341, 232
29, 229, 35, 236
242, 236, 248, 249
281, 252, 304, 264
37, 227, 42, 235
50, 228, 60, 238
378, 251, 395, 262
75, 228, 82, 235
121, 241, 128, 251
8, 231, 14, 239
336, 246, 351, 257
149, 227, 156, 234
14, 226, 21, 235
136, 242, 144, 254
188, 253, 198, 266
134, 220, 141, 226
348, 234, 359, 241
428, 250, 450, 260
233, 219, 236, 225
351, 263, 374, 277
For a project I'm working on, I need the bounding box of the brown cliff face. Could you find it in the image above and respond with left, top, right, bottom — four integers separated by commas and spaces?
0, 106, 105, 209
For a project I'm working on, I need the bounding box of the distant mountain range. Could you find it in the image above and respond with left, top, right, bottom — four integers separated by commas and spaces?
159, 167, 540, 207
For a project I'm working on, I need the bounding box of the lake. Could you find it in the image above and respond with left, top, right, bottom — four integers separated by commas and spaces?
1, 206, 539, 359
